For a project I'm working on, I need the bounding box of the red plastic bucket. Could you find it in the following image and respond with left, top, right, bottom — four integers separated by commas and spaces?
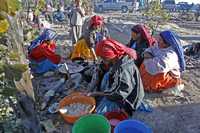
104, 111, 128, 133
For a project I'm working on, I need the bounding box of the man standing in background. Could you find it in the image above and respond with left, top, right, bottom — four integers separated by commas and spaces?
70, 0, 85, 45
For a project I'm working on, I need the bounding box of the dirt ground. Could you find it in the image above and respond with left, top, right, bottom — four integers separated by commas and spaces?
133, 68, 200, 133
35, 13, 200, 133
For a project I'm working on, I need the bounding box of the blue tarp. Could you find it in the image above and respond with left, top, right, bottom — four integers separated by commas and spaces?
30, 59, 58, 74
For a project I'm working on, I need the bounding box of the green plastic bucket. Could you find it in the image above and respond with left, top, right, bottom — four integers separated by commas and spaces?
72, 114, 111, 133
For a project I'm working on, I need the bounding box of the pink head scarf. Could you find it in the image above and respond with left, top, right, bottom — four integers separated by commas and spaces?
96, 38, 137, 60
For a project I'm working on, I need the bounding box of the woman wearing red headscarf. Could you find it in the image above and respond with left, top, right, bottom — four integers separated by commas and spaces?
88, 38, 144, 115
85, 15, 109, 48
128, 24, 156, 67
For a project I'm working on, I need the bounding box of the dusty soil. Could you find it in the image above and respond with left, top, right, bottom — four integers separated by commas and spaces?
132, 68, 200, 133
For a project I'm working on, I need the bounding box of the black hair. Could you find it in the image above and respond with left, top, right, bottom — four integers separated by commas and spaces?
160, 33, 169, 46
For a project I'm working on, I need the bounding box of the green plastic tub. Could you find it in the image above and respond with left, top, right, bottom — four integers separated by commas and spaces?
72, 114, 111, 133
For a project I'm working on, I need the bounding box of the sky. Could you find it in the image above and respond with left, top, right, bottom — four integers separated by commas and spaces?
175, 0, 200, 4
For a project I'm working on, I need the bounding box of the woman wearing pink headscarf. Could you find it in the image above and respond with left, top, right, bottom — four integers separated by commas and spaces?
128, 24, 156, 67
88, 38, 144, 115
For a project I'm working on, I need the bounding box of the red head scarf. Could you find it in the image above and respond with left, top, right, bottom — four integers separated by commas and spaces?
131, 25, 156, 46
96, 38, 137, 60
90, 15, 104, 27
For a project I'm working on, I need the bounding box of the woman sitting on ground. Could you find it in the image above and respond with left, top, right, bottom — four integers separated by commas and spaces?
128, 24, 155, 67
88, 38, 144, 115
71, 15, 109, 61
140, 30, 185, 92
28, 29, 61, 64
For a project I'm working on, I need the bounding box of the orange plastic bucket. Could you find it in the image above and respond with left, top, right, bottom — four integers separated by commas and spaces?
59, 92, 96, 124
